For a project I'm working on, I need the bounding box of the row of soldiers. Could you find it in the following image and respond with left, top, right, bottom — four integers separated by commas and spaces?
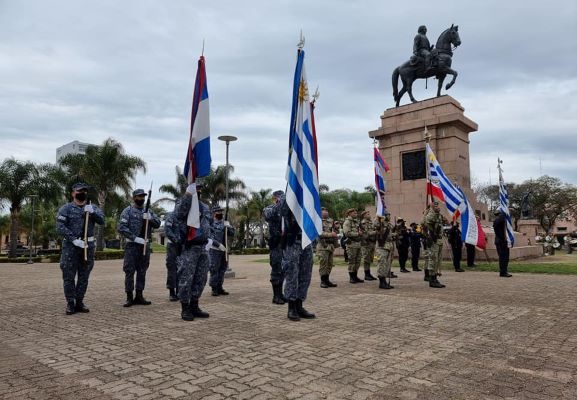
313, 201, 450, 289
56, 182, 235, 319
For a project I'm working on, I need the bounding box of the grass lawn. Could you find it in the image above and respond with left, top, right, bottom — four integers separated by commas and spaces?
151, 243, 167, 254
254, 254, 577, 275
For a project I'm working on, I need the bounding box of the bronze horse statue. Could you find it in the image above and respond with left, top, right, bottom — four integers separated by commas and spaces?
392, 25, 461, 107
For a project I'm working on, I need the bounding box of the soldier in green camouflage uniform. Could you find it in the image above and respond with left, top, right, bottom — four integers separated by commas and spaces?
374, 213, 395, 289
343, 208, 363, 283
360, 211, 377, 281
422, 201, 445, 288
317, 207, 338, 288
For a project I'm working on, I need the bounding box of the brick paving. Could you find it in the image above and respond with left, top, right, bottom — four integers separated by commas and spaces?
1, 254, 577, 399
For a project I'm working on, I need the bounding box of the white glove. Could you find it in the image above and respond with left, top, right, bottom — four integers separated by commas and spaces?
134, 237, 146, 245
83, 204, 94, 214
142, 212, 151, 220
186, 183, 196, 194
223, 220, 231, 228
73, 239, 86, 248
217, 243, 227, 252
205, 238, 214, 251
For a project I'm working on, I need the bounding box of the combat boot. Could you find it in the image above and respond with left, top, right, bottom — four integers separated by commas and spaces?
169, 288, 179, 302
429, 274, 444, 288
295, 299, 315, 319
364, 269, 377, 281
455, 267, 465, 272
134, 290, 151, 305
211, 287, 220, 296
424, 270, 430, 282
378, 277, 394, 290
65, 300, 75, 315
272, 283, 285, 304
388, 271, 398, 279
287, 300, 300, 321
218, 286, 229, 295
123, 291, 134, 307
435, 275, 446, 288
412, 265, 422, 272
349, 272, 357, 283
75, 299, 90, 313
190, 299, 209, 318
326, 275, 338, 287
320, 275, 330, 288
181, 302, 194, 321
400, 266, 411, 273
353, 272, 364, 283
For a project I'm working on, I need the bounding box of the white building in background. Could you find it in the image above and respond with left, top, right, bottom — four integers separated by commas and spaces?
56, 140, 92, 162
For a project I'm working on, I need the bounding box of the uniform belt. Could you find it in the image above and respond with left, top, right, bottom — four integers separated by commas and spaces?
67, 237, 95, 242
126, 238, 147, 243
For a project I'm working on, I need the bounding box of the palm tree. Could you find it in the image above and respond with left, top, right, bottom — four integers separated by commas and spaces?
156, 166, 188, 206
0, 159, 63, 257
59, 138, 146, 250
201, 165, 247, 208
248, 189, 272, 247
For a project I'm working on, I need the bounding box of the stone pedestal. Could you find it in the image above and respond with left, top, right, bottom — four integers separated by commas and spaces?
369, 95, 488, 225
517, 219, 541, 244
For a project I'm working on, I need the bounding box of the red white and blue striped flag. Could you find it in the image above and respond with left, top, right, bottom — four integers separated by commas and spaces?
183, 55, 211, 238
374, 147, 390, 216
456, 187, 487, 249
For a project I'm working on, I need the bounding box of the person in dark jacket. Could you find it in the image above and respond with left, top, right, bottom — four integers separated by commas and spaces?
493, 210, 512, 277
408, 223, 423, 272
448, 221, 465, 272
395, 218, 411, 273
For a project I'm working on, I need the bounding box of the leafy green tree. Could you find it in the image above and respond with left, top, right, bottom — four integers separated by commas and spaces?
59, 138, 146, 250
0, 159, 64, 257
156, 165, 188, 206
319, 187, 374, 220
201, 165, 247, 208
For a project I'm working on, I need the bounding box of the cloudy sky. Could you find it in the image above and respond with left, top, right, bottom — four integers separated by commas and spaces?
1, 0, 576, 197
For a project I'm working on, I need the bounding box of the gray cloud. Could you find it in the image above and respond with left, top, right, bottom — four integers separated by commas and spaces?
1, 0, 576, 200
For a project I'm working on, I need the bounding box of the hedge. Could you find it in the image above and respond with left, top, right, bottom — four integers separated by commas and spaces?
0, 250, 125, 263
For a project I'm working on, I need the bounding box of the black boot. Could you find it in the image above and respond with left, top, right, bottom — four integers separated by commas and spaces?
272, 283, 285, 304
424, 270, 430, 282
218, 286, 229, 295
388, 271, 398, 278
169, 288, 179, 302
190, 299, 209, 318
65, 300, 75, 315
349, 272, 357, 283
211, 286, 220, 296
436, 275, 446, 288
400, 266, 411, 273
320, 275, 330, 288
181, 302, 194, 321
364, 269, 377, 281
326, 275, 337, 287
429, 274, 444, 288
123, 291, 134, 307
287, 300, 300, 321
378, 277, 394, 289
295, 299, 315, 319
412, 264, 422, 272
134, 290, 151, 305
353, 272, 364, 283
455, 267, 465, 272
75, 299, 90, 313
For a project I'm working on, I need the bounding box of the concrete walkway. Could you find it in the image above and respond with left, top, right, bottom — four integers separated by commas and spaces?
1, 254, 577, 399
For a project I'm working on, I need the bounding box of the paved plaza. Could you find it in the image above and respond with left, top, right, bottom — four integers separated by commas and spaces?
1, 254, 577, 399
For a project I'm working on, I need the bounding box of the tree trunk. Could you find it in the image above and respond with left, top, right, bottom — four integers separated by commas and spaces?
8, 208, 20, 258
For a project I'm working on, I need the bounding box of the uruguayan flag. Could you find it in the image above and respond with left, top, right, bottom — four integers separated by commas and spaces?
426, 143, 464, 217
498, 159, 515, 247
285, 49, 322, 248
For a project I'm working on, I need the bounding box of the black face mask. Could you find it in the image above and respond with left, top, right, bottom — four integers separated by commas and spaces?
74, 192, 87, 202
134, 199, 145, 207
215, 214, 223, 220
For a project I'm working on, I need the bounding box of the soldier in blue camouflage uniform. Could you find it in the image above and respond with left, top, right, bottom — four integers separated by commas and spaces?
268, 195, 315, 321
174, 183, 212, 321
263, 190, 286, 304
209, 205, 235, 296
56, 183, 105, 315
118, 189, 161, 306
164, 208, 186, 302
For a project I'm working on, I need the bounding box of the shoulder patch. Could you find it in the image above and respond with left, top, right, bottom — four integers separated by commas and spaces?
57, 215, 67, 221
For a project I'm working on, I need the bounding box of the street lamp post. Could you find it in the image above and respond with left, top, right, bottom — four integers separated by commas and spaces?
218, 135, 237, 278
27, 195, 38, 264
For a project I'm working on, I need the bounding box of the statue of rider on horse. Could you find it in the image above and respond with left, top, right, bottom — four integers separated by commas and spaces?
393, 24, 461, 107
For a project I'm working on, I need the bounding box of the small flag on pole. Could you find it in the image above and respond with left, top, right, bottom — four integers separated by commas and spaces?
498, 159, 515, 247
374, 147, 389, 216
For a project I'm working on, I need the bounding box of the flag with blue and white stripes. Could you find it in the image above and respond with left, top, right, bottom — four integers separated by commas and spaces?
286, 49, 322, 248
498, 159, 515, 247
426, 143, 464, 217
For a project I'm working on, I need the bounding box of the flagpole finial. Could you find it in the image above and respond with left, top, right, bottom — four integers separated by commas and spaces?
423, 124, 432, 142
312, 86, 320, 103
201, 39, 205, 56
297, 30, 305, 49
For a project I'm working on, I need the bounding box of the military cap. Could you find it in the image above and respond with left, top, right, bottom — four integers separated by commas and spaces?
493, 209, 501, 215
132, 188, 147, 197
212, 205, 224, 213
397, 217, 405, 223
272, 190, 284, 198
71, 182, 90, 191
361, 210, 370, 217
346, 208, 357, 215
321, 206, 327, 211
